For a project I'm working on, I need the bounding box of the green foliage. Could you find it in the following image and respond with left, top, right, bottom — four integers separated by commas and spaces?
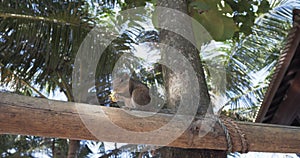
189, 0, 271, 41
121, 0, 151, 10
0, 135, 53, 157
221, 106, 260, 122
224, 0, 299, 116
198, 0, 299, 120
189, 0, 238, 41
0, 0, 160, 157
0, 1, 91, 97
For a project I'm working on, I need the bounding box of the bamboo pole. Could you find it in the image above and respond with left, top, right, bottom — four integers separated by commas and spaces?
0, 92, 299, 153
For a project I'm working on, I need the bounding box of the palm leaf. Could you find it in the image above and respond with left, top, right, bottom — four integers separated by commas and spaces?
225, 0, 300, 116
0, 1, 150, 99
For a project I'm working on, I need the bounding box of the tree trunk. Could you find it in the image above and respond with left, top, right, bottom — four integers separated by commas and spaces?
157, 0, 212, 115
158, 147, 226, 158
67, 140, 80, 158
157, 0, 225, 157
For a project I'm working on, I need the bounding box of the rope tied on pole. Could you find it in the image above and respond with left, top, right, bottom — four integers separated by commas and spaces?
189, 115, 249, 154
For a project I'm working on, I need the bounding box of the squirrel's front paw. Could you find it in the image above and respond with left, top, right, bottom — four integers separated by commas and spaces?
110, 93, 124, 102
109, 91, 118, 102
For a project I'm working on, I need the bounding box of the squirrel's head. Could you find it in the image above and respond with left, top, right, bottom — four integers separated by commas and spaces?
112, 73, 130, 92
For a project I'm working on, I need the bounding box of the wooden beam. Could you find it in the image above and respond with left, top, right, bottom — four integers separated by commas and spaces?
0, 92, 300, 153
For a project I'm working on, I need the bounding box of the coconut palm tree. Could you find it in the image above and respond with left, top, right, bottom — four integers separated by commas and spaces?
0, 0, 299, 157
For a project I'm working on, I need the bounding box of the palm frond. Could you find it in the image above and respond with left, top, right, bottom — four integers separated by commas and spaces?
225, 0, 300, 115
0, 1, 151, 99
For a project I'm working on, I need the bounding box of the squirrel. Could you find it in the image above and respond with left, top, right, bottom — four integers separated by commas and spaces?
112, 74, 151, 108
